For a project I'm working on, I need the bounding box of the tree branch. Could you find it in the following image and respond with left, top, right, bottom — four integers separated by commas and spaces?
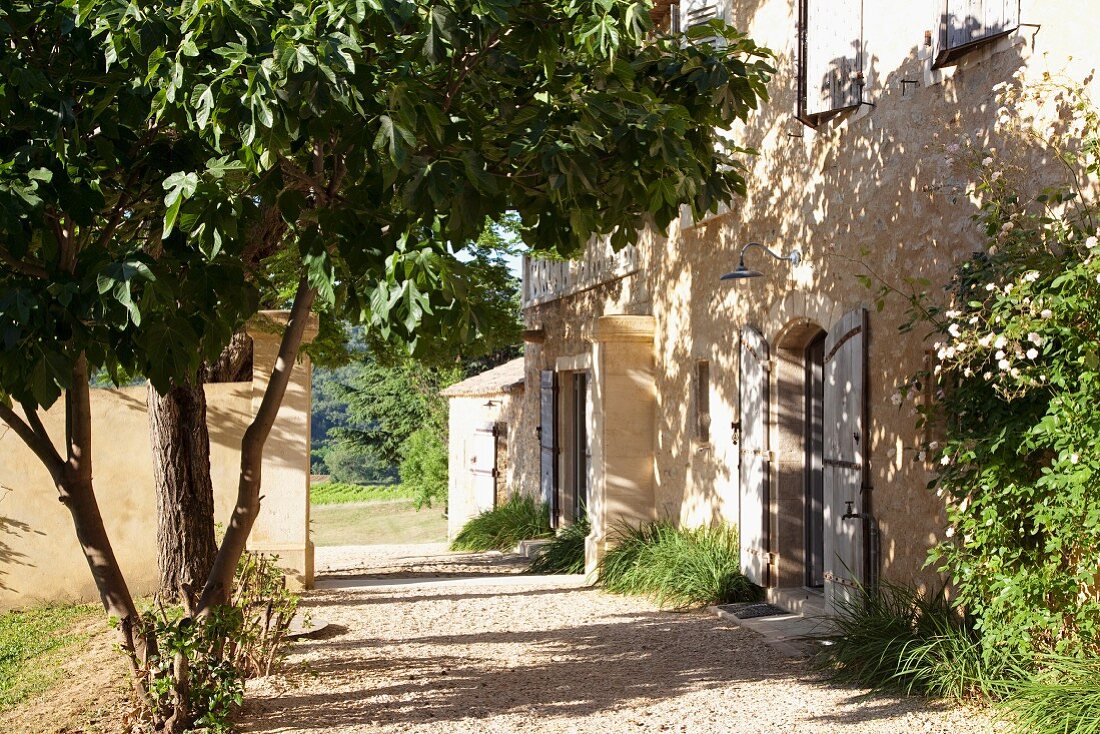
20, 400, 53, 446
0, 402, 64, 475
197, 277, 318, 614
0, 248, 49, 279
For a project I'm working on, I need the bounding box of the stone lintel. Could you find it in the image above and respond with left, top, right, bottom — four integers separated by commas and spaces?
592, 315, 656, 343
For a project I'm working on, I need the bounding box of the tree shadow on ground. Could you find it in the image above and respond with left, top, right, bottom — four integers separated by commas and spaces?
247, 585, 950, 731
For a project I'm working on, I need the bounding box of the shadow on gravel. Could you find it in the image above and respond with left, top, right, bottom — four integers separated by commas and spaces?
245, 606, 803, 730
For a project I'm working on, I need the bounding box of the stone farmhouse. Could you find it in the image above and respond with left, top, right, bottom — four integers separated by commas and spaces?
446, 0, 1098, 612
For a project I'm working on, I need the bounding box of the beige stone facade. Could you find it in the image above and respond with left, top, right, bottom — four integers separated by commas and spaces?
0, 312, 317, 610
520, 1, 1099, 603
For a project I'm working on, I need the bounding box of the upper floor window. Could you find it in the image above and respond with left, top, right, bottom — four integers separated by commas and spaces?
933, 0, 1021, 68
797, 0, 863, 126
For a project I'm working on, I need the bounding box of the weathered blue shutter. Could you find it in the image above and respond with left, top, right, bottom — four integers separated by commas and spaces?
801, 0, 862, 119
823, 308, 867, 609
937, 0, 1020, 66
738, 326, 769, 587
539, 370, 559, 528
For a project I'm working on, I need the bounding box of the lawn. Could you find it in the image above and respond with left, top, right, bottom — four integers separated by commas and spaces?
0, 603, 99, 712
311, 500, 447, 546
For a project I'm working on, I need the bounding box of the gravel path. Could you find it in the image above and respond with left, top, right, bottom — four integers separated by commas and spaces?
241, 544, 999, 734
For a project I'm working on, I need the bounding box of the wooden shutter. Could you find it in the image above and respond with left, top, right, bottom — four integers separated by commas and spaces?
800, 0, 862, 120
738, 326, 769, 587
936, 0, 1020, 66
470, 423, 498, 514
822, 308, 868, 608
539, 370, 559, 528
679, 0, 724, 45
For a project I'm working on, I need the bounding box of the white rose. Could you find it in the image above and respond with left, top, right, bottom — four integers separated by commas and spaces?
1026, 348, 1038, 359
1087, 236, 1098, 249
1041, 308, 1053, 319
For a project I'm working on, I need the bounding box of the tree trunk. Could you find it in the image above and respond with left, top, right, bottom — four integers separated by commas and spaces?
150, 332, 253, 602
149, 371, 218, 603
198, 279, 317, 614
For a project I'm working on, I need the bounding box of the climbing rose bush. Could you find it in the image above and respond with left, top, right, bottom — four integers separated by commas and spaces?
896, 77, 1100, 660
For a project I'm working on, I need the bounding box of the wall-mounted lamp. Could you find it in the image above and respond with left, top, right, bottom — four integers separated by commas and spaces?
719, 242, 802, 282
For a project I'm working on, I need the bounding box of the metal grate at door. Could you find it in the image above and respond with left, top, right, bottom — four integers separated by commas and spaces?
715, 602, 790, 619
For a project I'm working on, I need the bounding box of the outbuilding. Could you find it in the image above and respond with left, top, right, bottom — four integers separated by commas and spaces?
440, 357, 526, 539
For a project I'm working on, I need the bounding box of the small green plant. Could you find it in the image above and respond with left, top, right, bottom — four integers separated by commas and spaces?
529, 517, 590, 574
598, 521, 758, 609
128, 552, 300, 732
450, 494, 552, 552
811, 580, 1016, 701
1000, 656, 1100, 734
310, 481, 414, 505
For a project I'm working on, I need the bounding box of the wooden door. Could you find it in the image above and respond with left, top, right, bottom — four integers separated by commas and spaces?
469, 424, 497, 514
739, 326, 769, 587
823, 308, 868, 607
539, 370, 559, 528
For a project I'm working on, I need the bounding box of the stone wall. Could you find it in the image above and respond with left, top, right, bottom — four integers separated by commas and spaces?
520, 0, 1098, 586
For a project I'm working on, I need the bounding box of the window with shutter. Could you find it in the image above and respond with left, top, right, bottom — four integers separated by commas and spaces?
797, 0, 863, 126
695, 360, 711, 444
934, 0, 1021, 68
679, 0, 725, 46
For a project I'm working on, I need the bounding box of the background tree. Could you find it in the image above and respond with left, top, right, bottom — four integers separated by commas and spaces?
2, 0, 773, 725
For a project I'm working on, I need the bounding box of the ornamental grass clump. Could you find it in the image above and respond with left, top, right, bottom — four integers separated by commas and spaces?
529, 517, 590, 574
1000, 656, 1100, 734
811, 581, 1014, 701
598, 521, 759, 609
450, 495, 552, 552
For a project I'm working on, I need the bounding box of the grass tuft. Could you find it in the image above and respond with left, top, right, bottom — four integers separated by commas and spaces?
811, 580, 1015, 701
310, 481, 414, 505
1000, 656, 1100, 734
0, 603, 98, 711
529, 518, 590, 574
598, 521, 759, 609
450, 494, 552, 552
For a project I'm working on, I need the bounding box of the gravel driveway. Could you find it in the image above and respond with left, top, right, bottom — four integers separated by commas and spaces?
241, 544, 997, 734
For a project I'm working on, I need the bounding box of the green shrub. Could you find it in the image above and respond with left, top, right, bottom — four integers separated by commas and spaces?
311, 481, 414, 505
1001, 656, 1100, 734
133, 552, 299, 732
399, 426, 449, 509
876, 78, 1100, 659
323, 440, 399, 485
451, 494, 552, 552
811, 581, 1017, 701
598, 521, 759, 609
529, 517, 590, 574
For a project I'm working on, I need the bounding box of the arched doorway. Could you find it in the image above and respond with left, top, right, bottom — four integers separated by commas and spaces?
771, 321, 828, 591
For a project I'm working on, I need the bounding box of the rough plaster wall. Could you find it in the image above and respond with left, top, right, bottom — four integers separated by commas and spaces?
0, 384, 250, 610
522, 0, 1100, 587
